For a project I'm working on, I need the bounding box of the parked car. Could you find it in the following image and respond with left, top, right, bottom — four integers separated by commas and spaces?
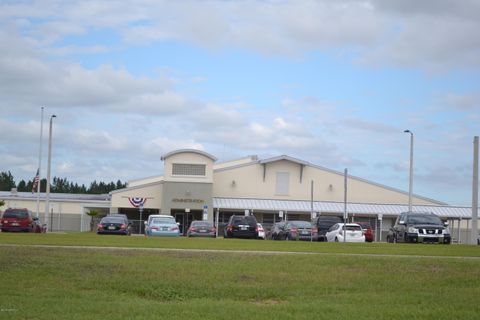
325, 223, 365, 243
257, 223, 266, 239
145, 214, 172, 226
357, 222, 374, 242
224, 215, 258, 239
270, 221, 286, 240
145, 215, 180, 237
387, 212, 451, 244
97, 215, 132, 235
0, 208, 45, 232
271, 220, 316, 241
187, 220, 216, 238
311, 215, 343, 241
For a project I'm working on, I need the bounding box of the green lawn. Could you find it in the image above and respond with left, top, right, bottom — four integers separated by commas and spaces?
1, 233, 480, 319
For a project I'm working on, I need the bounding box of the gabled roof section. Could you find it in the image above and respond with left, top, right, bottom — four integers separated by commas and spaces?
214, 155, 258, 170
161, 149, 217, 161
259, 155, 310, 166
127, 175, 164, 188
109, 180, 164, 195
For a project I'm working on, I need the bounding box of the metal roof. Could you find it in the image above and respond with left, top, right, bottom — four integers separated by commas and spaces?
0, 191, 110, 202
259, 155, 310, 166
161, 149, 217, 161
213, 197, 474, 219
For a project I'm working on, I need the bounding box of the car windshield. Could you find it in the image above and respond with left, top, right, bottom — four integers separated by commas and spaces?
232, 216, 256, 225
288, 221, 311, 228
102, 217, 125, 223
191, 221, 211, 227
3, 211, 29, 218
101, 217, 125, 224
343, 225, 362, 231
407, 214, 442, 225
151, 218, 175, 225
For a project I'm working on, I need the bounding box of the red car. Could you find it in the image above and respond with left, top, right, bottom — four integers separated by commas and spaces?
1, 208, 45, 233
357, 222, 374, 242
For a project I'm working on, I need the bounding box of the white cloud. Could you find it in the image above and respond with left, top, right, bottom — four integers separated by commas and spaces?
442, 92, 480, 111
2, 1, 479, 70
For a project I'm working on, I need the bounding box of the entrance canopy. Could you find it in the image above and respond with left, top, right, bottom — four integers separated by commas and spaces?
213, 197, 473, 219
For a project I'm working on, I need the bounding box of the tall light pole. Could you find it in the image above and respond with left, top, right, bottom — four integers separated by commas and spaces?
35, 107, 44, 218
404, 130, 414, 213
45, 114, 57, 230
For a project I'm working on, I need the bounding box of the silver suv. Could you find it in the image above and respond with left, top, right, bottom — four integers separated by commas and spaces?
388, 212, 451, 244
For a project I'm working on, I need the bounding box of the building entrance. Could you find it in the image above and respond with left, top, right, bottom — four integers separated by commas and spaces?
171, 209, 202, 235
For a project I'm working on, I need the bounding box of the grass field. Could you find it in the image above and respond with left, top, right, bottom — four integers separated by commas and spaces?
1, 233, 480, 319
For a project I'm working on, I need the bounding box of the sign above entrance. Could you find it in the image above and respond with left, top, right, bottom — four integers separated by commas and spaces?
172, 198, 204, 204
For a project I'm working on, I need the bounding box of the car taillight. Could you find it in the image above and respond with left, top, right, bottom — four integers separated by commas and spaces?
151, 227, 159, 231
290, 227, 298, 233
120, 224, 126, 229
190, 227, 196, 232
312, 227, 318, 233
210, 228, 216, 232
227, 225, 233, 231
171, 226, 179, 231
97, 224, 103, 229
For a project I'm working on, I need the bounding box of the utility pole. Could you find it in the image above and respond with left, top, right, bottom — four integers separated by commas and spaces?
471, 136, 478, 245
44, 114, 56, 230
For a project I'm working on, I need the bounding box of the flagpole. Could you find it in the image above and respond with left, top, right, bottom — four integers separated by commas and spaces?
36, 107, 44, 218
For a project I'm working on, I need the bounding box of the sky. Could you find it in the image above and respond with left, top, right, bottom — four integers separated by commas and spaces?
0, 0, 479, 206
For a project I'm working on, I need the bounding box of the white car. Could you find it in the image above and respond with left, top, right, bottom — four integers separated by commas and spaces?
257, 223, 266, 239
325, 223, 365, 243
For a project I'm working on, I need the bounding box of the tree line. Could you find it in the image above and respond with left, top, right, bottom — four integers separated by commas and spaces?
0, 171, 126, 194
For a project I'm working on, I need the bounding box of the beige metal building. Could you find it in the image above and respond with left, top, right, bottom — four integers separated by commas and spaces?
110, 149, 474, 241
1, 149, 475, 241
0, 190, 110, 232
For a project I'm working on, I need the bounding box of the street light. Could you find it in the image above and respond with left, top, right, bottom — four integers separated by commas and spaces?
404, 129, 414, 213
45, 115, 57, 230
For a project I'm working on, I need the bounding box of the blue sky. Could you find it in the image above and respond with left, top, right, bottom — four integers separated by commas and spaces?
0, 0, 479, 206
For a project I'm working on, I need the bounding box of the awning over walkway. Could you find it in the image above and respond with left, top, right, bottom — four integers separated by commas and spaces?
213, 197, 474, 219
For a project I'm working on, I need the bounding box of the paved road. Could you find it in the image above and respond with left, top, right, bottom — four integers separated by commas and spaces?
1, 243, 480, 260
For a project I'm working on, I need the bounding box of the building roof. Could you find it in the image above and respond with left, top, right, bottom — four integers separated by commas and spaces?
214, 153, 446, 206
0, 191, 110, 202
213, 197, 474, 219
259, 155, 310, 166
161, 149, 217, 161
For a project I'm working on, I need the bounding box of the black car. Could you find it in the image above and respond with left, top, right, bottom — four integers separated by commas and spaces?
387, 212, 451, 244
97, 216, 132, 235
311, 215, 342, 241
224, 215, 258, 239
271, 220, 316, 241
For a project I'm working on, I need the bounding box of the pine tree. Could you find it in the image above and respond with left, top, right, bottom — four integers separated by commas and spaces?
0, 171, 16, 191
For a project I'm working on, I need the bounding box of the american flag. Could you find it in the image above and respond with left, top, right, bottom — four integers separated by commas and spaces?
32, 168, 40, 193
